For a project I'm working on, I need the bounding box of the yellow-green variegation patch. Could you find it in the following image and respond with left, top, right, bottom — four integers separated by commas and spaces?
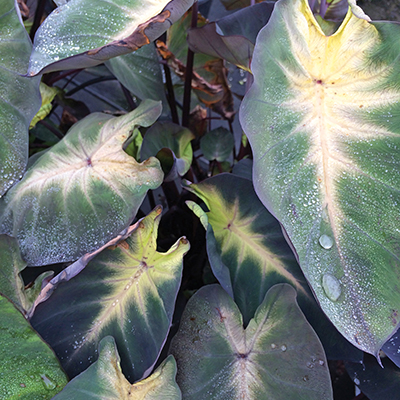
240, 0, 400, 356
185, 174, 309, 325
30, 207, 189, 382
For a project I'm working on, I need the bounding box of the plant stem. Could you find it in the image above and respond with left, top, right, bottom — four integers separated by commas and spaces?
38, 120, 64, 140
65, 76, 116, 97
120, 83, 137, 111
182, 1, 198, 128
47, 69, 83, 86
29, 0, 48, 41
163, 63, 180, 124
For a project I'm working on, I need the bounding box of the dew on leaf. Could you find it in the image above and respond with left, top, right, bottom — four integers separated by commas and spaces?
319, 234, 333, 249
322, 273, 341, 301
40, 374, 56, 390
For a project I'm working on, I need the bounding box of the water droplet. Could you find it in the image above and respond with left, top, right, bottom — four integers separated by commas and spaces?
40, 374, 56, 390
319, 234, 333, 249
303, 375, 309, 381
354, 377, 360, 385
271, 343, 276, 349
281, 345, 287, 352
322, 273, 341, 301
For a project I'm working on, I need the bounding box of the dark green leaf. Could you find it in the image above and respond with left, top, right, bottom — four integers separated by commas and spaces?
0, 0, 41, 196
30, 207, 189, 382
170, 284, 333, 399
0, 294, 68, 399
200, 127, 234, 162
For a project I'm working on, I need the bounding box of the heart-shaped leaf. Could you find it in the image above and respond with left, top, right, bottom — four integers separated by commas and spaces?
141, 121, 194, 181
170, 283, 333, 399
185, 174, 308, 325
53, 336, 181, 399
0, 294, 68, 399
240, 0, 400, 356
28, 0, 195, 75
200, 127, 234, 162
185, 175, 362, 362
0, 0, 41, 196
30, 207, 190, 382
0, 100, 164, 266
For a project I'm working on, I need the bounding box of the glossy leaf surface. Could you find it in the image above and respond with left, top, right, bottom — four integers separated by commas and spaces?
54, 336, 181, 399
185, 174, 308, 325
240, 0, 400, 356
28, 0, 195, 75
170, 284, 332, 399
0, 294, 68, 399
0, 0, 41, 196
0, 100, 164, 266
30, 207, 189, 382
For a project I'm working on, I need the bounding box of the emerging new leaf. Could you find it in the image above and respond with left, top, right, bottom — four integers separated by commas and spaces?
240, 0, 400, 356
141, 121, 194, 181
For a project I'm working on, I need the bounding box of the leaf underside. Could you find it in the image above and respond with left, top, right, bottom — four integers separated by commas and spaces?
28, 0, 195, 75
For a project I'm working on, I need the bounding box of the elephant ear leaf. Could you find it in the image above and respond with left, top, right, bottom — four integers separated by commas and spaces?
240, 0, 400, 357
28, 0, 195, 75
0, 0, 41, 196
0, 100, 164, 266
53, 337, 181, 399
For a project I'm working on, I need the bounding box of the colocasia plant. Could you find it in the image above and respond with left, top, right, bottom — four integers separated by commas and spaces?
1, 0, 400, 398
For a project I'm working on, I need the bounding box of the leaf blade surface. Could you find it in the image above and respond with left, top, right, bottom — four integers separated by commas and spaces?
0, 100, 164, 265
30, 207, 189, 382
240, 0, 400, 355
